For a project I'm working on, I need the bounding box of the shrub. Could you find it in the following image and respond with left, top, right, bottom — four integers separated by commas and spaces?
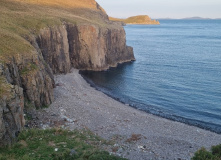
211, 144, 221, 157
192, 145, 221, 160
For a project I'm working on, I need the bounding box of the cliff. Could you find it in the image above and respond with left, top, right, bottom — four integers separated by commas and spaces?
110, 15, 160, 25
0, 0, 135, 146
37, 24, 134, 72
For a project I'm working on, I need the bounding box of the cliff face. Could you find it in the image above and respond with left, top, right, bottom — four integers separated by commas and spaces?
0, 83, 24, 146
37, 24, 135, 73
2, 47, 55, 109
0, 45, 55, 145
0, 65, 25, 146
0, 0, 135, 146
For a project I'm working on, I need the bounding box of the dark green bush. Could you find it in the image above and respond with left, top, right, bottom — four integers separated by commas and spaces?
192, 145, 221, 160
211, 144, 221, 157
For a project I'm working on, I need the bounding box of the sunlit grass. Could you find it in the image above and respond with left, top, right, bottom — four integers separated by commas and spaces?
110, 15, 160, 24
17, 0, 99, 9
0, 0, 113, 63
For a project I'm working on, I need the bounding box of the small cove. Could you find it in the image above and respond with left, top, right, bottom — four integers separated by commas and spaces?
80, 20, 221, 133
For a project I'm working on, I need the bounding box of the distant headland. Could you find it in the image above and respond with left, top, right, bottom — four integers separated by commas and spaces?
158, 16, 211, 20
182, 17, 212, 20
109, 15, 160, 25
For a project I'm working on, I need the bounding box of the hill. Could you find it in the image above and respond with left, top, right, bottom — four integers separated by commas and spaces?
109, 15, 160, 25
0, 0, 111, 63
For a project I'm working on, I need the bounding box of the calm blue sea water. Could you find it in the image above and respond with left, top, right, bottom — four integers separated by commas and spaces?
81, 20, 221, 133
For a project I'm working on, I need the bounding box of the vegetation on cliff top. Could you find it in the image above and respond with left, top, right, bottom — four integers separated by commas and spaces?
109, 15, 160, 25
0, 0, 113, 63
0, 0, 117, 88
0, 128, 126, 160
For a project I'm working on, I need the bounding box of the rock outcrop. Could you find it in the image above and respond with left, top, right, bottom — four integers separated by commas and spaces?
0, 65, 25, 146
0, 0, 135, 146
0, 85, 24, 146
110, 15, 160, 25
37, 24, 134, 73
0, 45, 55, 146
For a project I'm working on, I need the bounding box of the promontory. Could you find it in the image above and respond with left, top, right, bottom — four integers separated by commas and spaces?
110, 15, 160, 25
0, 0, 135, 146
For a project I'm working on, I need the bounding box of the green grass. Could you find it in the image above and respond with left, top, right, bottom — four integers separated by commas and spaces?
0, 128, 127, 160
20, 63, 38, 75
192, 144, 221, 160
109, 15, 160, 24
0, 0, 116, 63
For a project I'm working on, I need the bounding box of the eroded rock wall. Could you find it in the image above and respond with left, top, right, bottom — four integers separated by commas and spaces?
0, 21, 134, 147
3, 50, 54, 109
0, 84, 24, 147
36, 26, 71, 74
0, 64, 25, 146
72, 25, 135, 70
0, 48, 54, 146
37, 24, 135, 73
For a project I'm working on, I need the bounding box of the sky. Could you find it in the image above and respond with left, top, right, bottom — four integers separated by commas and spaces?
96, 0, 221, 19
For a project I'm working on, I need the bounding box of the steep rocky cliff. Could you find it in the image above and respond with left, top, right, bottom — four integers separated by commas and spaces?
0, 0, 135, 146
0, 47, 55, 146
37, 24, 134, 73
0, 65, 25, 146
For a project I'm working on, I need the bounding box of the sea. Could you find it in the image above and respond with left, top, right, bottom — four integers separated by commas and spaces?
80, 20, 221, 133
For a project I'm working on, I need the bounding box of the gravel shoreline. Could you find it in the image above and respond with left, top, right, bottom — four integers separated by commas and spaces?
30, 69, 221, 160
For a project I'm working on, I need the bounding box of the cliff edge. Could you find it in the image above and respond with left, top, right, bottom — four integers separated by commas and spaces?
0, 0, 135, 146
110, 15, 160, 25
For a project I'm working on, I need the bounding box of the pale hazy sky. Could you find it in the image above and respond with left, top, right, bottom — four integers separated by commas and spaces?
96, 0, 221, 19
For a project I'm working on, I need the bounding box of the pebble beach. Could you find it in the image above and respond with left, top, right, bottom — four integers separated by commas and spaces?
30, 69, 221, 160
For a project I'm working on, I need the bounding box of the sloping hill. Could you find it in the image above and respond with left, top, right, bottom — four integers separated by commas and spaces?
0, 0, 109, 62
110, 15, 160, 25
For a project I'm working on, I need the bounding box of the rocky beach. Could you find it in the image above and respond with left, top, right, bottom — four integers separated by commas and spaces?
0, 1, 220, 159
27, 69, 221, 160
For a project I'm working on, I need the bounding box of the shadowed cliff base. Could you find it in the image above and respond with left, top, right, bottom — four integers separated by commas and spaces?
109, 15, 160, 25
0, 0, 134, 146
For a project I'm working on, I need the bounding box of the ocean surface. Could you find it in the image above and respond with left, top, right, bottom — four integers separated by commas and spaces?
81, 20, 221, 133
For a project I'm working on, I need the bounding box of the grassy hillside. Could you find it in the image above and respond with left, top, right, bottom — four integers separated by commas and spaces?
109, 17, 125, 22
109, 15, 160, 25
0, 0, 110, 63
0, 128, 126, 160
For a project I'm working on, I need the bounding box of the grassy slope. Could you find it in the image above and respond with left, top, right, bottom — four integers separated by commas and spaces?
109, 15, 159, 24
124, 15, 151, 24
0, 0, 112, 63
0, 129, 126, 160
109, 17, 125, 22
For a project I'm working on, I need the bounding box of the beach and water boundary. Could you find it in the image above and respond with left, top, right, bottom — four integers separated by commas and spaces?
41, 69, 221, 160
80, 20, 221, 135
80, 67, 221, 134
